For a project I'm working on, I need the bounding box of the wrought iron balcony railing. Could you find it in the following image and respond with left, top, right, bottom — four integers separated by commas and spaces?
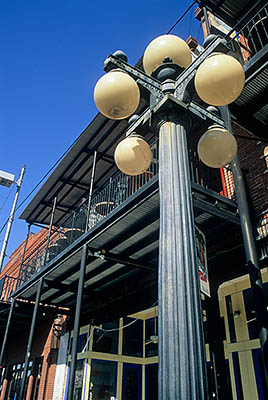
12, 139, 228, 292
0, 275, 17, 303
226, 3, 268, 63
2, 5, 267, 302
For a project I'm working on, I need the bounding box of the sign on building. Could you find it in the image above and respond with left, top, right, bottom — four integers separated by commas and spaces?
195, 226, 210, 297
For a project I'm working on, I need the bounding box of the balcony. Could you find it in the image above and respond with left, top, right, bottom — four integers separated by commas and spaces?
196, 0, 268, 138
0, 276, 17, 303
16, 143, 160, 290
0, 132, 241, 317
4, 2, 265, 319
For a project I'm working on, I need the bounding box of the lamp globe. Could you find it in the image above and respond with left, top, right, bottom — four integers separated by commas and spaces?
94, 70, 140, 120
114, 136, 152, 176
143, 34, 192, 76
194, 53, 245, 106
198, 126, 238, 168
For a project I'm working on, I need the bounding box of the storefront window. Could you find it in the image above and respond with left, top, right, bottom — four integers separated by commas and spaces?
8, 362, 33, 399
122, 317, 143, 357
122, 363, 142, 400
73, 359, 86, 400
243, 288, 259, 340
93, 320, 119, 354
78, 333, 88, 353
145, 317, 158, 357
33, 358, 43, 400
90, 359, 117, 400
145, 364, 158, 400
70, 332, 89, 354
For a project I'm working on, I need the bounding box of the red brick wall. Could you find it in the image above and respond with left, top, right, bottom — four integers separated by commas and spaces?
3, 317, 65, 400
0, 228, 49, 280
233, 122, 268, 217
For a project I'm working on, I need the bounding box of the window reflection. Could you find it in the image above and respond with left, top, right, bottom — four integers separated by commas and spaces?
90, 359, 117, 400
123, 363, 142, 400
73, 359, 86, 400
145, 317, 158, 357
123, 317, 143, 357
93, 320, 119, 354
145, 364, 158, 400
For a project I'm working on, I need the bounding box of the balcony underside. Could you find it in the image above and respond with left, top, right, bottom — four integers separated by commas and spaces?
230, 44, 268, 138
196, 0, 266, 29
5, 178, 242, 332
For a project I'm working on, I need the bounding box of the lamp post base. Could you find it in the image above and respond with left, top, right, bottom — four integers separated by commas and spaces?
158, 119, 208, 399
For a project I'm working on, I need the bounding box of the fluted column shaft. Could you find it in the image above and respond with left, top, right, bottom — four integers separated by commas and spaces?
158, 119, 208, 400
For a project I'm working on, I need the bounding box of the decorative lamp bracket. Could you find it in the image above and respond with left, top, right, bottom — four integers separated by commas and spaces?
174, 36, 231, 100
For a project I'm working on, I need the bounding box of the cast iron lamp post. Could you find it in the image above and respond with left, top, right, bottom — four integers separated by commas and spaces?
94, 34, 245, 399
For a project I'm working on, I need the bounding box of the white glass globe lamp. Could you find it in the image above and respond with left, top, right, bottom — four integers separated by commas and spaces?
194, 53, 245, 106
143, 34, 192, 76
198, 125, 238, 168
114, 135, 152, 175
94, 70, 140, 120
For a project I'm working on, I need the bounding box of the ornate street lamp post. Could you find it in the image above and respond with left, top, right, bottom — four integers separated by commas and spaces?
94, 34, 244, 399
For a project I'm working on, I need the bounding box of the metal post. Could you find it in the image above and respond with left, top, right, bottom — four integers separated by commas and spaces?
19, 278, 43, 399
202, 6, 210, 37
43, 196, 57, 264
222, 106, 268, 387
86, 150, 97, 231
67, 244, 87, 400
158, 117, 208, 399
0, 299, 16, 366
15, 224, 31, 290
0, 165, 26, 271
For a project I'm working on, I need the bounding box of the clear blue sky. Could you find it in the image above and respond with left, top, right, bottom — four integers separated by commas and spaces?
0, 0, 203, 268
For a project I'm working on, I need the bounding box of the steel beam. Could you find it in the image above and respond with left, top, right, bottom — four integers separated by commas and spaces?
0, 299, 16, 366
19, 278, 43, 399
67, 244, 87, 400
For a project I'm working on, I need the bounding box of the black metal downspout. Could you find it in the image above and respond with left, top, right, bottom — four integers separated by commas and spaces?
67, 244, 88, 400
19, 278, 44, 399
0, 298, 16, 366
67, 153, 96, 398
202, 6, 210, 37
222, 105, 268, 389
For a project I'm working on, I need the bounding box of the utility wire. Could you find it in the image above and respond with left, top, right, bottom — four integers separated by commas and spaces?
197, 21, 202, 40
188, 6, 194, 38
95, 301, 158, 333
0, 133, 82, 236
0, 1, 198, 236
0, 184, 15, 211
166, 1, 197, 34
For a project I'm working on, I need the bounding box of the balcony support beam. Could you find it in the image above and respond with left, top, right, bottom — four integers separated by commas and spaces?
222, 105, 268, 390
16, 223, 31, 289
0, 299, 16, 367
19, 277, 44, 399
67, 244, 87, 400
43, 196, 58, 265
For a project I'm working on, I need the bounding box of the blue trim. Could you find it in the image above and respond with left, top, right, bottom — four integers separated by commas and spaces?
232, 352, 244, 400
69, 338, 73, 355
252, 348, 266, 400
114, 359, 118, 399
82, 361, 88, 400
64, 363, 70, 400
